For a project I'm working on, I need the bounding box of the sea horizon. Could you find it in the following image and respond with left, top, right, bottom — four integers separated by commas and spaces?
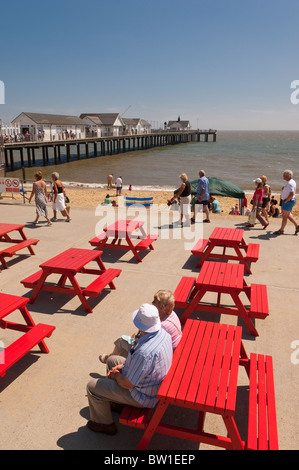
6, 130, 299, 193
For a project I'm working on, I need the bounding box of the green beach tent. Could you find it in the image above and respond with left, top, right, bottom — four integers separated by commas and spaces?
175, 176, 246, 213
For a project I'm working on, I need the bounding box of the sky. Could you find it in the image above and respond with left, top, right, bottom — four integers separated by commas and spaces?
1, 0, 299, 130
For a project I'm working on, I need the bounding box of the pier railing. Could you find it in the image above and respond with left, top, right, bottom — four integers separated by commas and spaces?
2, 130, 217, 172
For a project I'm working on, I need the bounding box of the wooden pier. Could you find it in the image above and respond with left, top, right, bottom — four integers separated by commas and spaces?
2, 130, 217, 172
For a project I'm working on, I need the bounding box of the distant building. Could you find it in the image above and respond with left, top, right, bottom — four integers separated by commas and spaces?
167, 116, 191, 131
122, 118, 151, 134
80, 113, 124, 137
10, 111, 152, 142
11, 112, 87, 141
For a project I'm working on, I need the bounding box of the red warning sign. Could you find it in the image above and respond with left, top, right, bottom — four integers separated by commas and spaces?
0, 177, 20, 193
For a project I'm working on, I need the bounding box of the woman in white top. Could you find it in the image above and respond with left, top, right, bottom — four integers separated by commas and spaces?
274, 169, 299, 235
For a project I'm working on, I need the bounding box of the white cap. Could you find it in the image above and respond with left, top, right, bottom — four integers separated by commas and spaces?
132, 304, 161, 333
253, 178, 262, 183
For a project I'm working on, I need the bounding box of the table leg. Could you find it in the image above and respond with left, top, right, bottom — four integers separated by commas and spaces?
240, 340, 250, 377
230, 291, 259, 337
28, 269, 50, 304
126, 235, 142, 262
136, 400, 169, 450
195, 242, 215, 268
223, 415, 244, 450
19, 306, 50, 353
0, 254, 8, 269
68, 274, 93, 313
234, 245, 251, 274
180, 288, 207, 325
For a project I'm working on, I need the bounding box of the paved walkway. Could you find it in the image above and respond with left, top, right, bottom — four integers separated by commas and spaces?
0, 200, 298, 450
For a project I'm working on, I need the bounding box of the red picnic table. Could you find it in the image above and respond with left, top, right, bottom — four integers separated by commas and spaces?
0, 223, 39, 271
191, 226, 260, 274
174, 261, 269, 336
0, 292, 55, 377
89, 219, 158, 263
20, 248, 121, 313
120, 319, 278, 450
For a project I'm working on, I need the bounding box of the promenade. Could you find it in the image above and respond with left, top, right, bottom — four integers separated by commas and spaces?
0, 200, 298, 450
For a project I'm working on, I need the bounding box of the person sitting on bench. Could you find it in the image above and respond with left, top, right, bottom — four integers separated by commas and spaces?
86, 303, 173, 436
99, 290, 181, 364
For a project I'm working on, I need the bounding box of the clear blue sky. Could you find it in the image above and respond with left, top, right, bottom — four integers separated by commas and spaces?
1, 0, 299, 130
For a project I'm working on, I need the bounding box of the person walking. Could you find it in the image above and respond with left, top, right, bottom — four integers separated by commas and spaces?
246, 178, 268, 229
273, 169, 299, 235
169, 173, 192, 226
51, 172, 71, 222
192, 170, 210, 223
29, 171, 52, 226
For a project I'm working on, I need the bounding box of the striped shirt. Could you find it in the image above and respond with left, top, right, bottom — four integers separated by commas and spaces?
122, 328, 173, 408
162, 311, 182, 350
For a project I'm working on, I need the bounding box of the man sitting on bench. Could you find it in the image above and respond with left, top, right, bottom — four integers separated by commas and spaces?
86, 303, 173, 436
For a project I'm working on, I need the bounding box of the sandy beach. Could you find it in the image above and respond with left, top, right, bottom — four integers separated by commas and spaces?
9, 184, 298, 218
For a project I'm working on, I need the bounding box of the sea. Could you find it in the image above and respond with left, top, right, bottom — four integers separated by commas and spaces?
6, 131, 299, 193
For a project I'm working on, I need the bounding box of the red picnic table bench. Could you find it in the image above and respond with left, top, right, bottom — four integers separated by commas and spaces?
20, 248, 121, 313
173, 260, 269, 336
119, 319, 278, 450
0, 292, 55, 377
89, 219, 158, 263
0, 223, 39, 271
191, 226, 260, 274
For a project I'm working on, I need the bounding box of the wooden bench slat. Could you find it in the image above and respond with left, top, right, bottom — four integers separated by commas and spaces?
266, 355, 279, 450
246, 353, 278, 450
1, 239, 39, 256
245, 243, 260, 262
174, 277, 197, 308
191, 239, 209, 256
83, 268, 121, 297
135, 235, 158, 250
89, 233, 107, 245
119, 406, 152, 429
0, 323, 55, 377
249, 284, 269, 319
21, 270, 44, 288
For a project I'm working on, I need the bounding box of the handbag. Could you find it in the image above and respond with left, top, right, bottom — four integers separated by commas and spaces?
248, 209, 256, 224
64, 194, 70, 203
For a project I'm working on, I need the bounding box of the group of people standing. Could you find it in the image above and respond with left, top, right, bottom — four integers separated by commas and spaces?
29, 171, 71, 225
169, 169, 211, 227
247, 170, 298, 235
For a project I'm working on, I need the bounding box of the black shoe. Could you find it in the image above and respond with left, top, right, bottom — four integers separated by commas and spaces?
87, 420, 117, 435
111, 402, 125, 414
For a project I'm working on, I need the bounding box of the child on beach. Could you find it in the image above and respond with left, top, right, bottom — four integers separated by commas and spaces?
209, 196, 220, 214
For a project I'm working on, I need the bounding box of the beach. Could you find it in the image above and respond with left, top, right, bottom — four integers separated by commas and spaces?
8, 184, 298, 218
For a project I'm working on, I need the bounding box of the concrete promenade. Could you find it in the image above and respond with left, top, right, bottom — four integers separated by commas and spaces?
0, 200, 298, 450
